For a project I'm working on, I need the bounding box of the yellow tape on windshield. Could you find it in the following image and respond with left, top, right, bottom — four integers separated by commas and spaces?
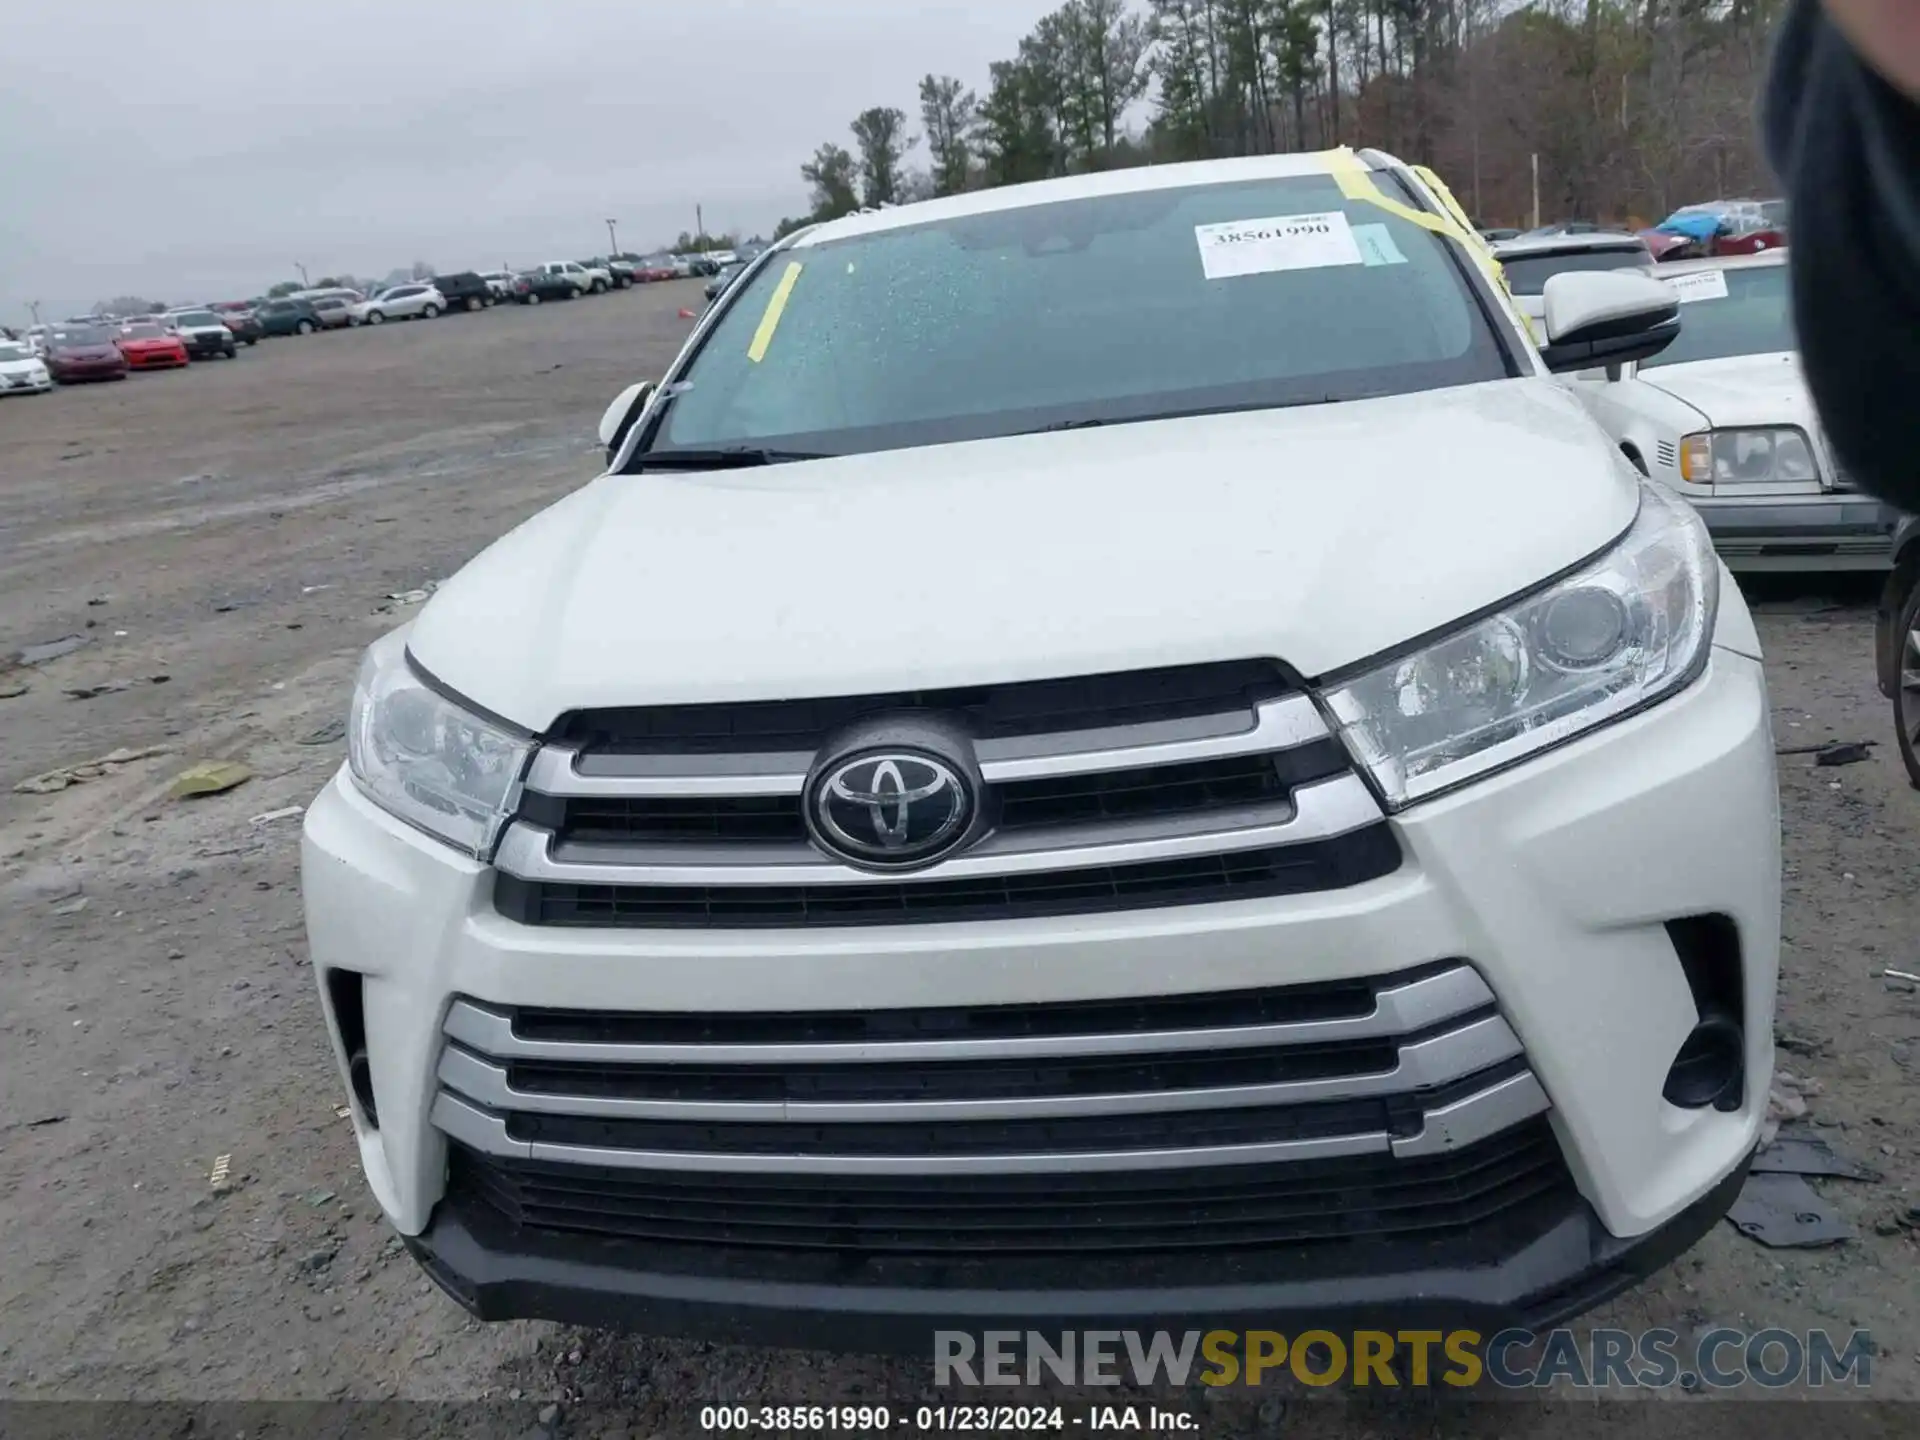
747, 261, 803, 364
1326, 149, 1506, 293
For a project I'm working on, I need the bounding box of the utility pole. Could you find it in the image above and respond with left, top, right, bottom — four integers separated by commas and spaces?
605, 218, 619, 257
1530, 154, 1541, 231
28, 300, 42, 327
695, 204, 705, 243
294, 261, 310, 288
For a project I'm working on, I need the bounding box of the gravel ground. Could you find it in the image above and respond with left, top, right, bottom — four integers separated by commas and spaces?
1, 286, 1916, 1433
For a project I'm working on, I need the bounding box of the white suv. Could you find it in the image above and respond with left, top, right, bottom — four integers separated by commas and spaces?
303, 148, 1779, 1352
348, 284, 445, 325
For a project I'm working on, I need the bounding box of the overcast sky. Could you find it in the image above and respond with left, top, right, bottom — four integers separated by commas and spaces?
1, 0, 1058, 319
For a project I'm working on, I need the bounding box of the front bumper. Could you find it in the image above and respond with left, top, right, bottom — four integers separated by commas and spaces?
123, 349, 187, 369
1683, 490, 1894, 571
405, 1156, 1751, 1351
302, 636, 1778, 1341
181, 334, 233, 356
49, 361, 124, 381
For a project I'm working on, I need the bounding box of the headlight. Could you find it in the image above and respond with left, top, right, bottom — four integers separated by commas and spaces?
1678, 427, 1818, 485
346, 630, 533, 857
1322, 482, 1717, 809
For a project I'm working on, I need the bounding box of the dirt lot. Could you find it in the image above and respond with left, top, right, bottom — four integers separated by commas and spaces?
2, 284, 1917, 1433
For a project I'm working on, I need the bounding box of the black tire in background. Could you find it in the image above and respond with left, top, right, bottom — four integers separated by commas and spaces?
466, 296, 482, 312
1895, 579, 1920, 789
525, 292, 542, 305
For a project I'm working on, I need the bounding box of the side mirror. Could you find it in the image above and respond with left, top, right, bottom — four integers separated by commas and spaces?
598, 380, 657, 461
1537, 270, 1680, 374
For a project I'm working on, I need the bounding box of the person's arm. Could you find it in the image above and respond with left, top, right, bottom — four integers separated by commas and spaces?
1765, 0, 1920, 511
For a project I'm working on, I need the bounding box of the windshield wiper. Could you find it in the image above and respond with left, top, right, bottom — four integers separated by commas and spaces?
634, 446, 831, 471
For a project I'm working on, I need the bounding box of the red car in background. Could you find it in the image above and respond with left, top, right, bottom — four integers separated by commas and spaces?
1641, 199, 1787, 263
42, 325, 129, 383
115, 321, 190, 371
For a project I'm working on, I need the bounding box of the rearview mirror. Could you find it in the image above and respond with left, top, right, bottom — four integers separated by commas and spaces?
598, 380, 657, 462
1537, 270, 1680, 374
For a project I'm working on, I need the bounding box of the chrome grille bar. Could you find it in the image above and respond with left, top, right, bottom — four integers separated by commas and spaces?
436, 1014, 1521, 1123
522, 695, 1328, 799
441, 964, 1495, 1066
494, 771, 1382, 887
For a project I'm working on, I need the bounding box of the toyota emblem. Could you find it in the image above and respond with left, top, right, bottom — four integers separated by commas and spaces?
807, 749, 973, 869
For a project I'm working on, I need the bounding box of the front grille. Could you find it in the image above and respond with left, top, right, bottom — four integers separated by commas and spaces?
493, 829, 1402, 929
445, 1117, 1572, 1260
430, 962, 1561, 1279
557, 660, 1294, 755
493, 659, 1395, 931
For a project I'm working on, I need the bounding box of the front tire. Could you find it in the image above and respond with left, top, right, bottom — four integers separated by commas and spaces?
296, 319, 316, 335
590, 279, 607, 294
367, 311, 385, 326
421, 304, 440, 319
1895, 581, 1920, 790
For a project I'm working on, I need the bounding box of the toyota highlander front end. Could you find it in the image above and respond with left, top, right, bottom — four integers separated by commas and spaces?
301, 147, 1778, 1352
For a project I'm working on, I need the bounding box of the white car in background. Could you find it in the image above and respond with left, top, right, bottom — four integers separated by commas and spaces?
481, 272, 518, 302
535, 261, 601, 296
0, 337, 54, 394
1569, 251, 1891, 572
349, 284, 446, 326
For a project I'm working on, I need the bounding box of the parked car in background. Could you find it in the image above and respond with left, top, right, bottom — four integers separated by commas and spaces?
42, 325, 128, 382
1641, 201, 1786, 263
668, 254, 699, 278
703, 261, 745, 302
164, 309, 240, 360
531, 261, 596, 296
1568, 250, 1885, 574
632, 253, 679, 282
597, 258, 637, 289
294, 287, 366, 307
114, 321, 190, 371
431, 272, 495, 312
257, 297, 323, 336
1492, 232, 1654, 335
0, 337, 54, 395
1479, 226, 1523, 242
512, 269, 578, 304
309, 296, 354, 329
350, 284, 446, 325
481, 272, 518, 302
560, 261, 610, 293
210, 303, 264, 345
24, 324, 54, 356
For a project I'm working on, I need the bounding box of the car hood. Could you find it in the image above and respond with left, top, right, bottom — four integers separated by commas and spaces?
408, 380, 1640, 731
50, 346, 121, 362
177, 323, 228, 335
0, 356, 45, 374
1637, 352, 1805, 428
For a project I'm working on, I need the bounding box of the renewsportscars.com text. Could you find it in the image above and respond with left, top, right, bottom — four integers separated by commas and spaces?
934, 1327, 1874, 1390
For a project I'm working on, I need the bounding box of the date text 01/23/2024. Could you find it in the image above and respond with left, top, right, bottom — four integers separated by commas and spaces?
698, 1404, 1195, 1431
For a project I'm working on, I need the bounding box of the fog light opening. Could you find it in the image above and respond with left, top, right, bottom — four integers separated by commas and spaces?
347, 1046, 379, 1128
1663, 1013, 1745, 1110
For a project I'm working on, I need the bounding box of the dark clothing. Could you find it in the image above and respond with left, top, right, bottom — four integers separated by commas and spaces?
1765, 0, 1920, 511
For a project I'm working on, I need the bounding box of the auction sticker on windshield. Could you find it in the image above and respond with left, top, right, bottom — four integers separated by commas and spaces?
1196, 212, 1364, 279
1666, 270, 1730, 304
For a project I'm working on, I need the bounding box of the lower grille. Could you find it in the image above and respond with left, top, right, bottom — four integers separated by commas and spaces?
493, 826, 1402, 929
445, 1117, 1573, 1259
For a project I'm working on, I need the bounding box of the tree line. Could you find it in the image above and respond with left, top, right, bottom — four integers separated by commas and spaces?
777, 1, 1786, 237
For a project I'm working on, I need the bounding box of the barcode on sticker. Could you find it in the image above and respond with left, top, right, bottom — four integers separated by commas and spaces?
1195, 212, 1364, 280
1665, 270, 1729, 304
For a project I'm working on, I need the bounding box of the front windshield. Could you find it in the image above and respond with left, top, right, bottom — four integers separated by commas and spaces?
53, 328, 110, 346
1501, 248, 1648, 296
175, 311, 220, 326
1640, 265, 1791, 369
647, 173, 1509, 460
123, 324, 164, 338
